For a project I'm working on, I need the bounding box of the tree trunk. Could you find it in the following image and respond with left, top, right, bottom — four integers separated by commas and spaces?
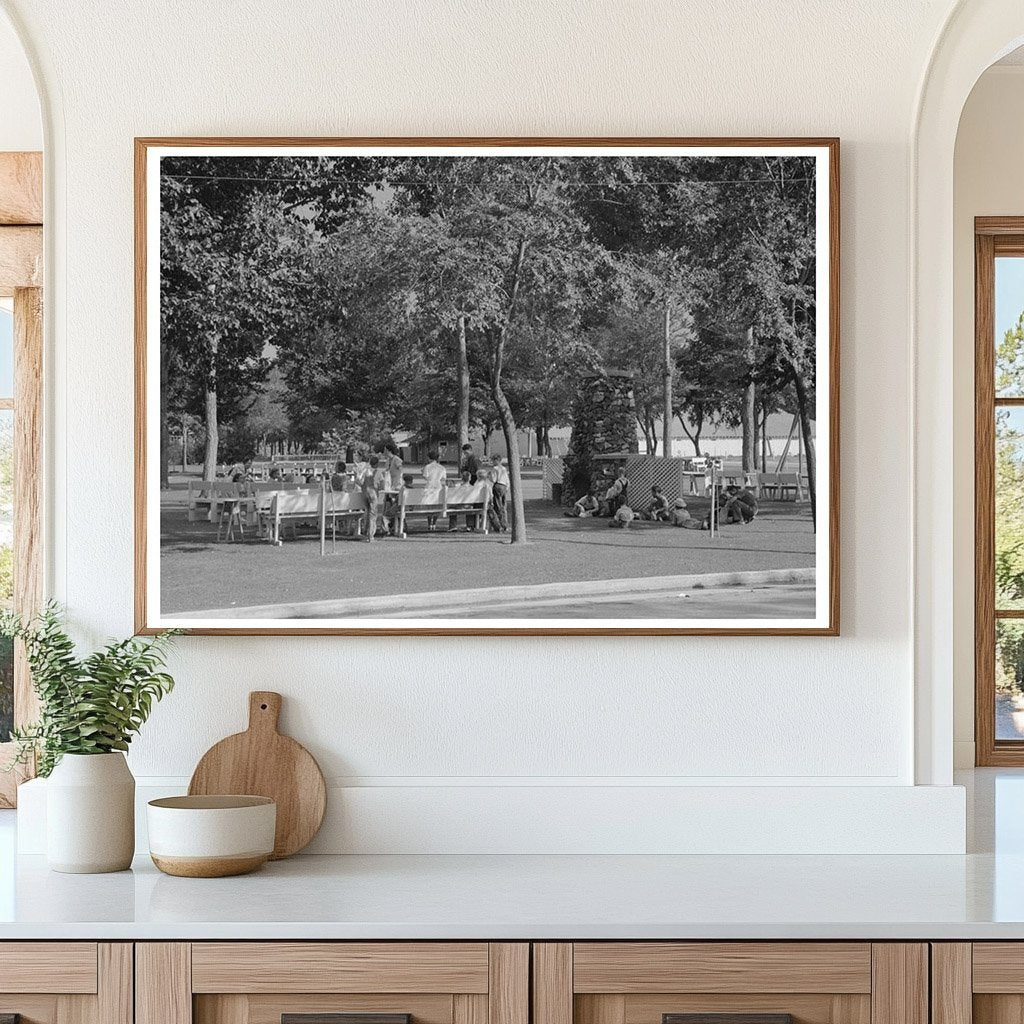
203, 338, 219, 481
790, 361, 817, 527
760, 401, 768, 474
181, 415, 189, 474
490, 237, 529, 543
741, 326, 756, 472
493, 382, 526, 543
662, 304, 673, 457
457, 314, 470, 450
160, 352, 170, 488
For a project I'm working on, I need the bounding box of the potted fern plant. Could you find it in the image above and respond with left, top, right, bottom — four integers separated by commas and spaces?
2, 604, 179, 873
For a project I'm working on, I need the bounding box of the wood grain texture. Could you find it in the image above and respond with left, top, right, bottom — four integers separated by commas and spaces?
0, 152, 42, 225
188, 691, 326, 858
453, 994, 487, 1024
14, 286, 43, 732
243, 995, 450, 1024
976, 229, 998, 765
973, 995, 1024, 1024
136, 943, 192, 1024
869, 945, 927, 1024
0, 998, 58, 1024
133, 136, 148, 633
0, 226, 42, 295
488, 944, 528, 1024
623, 996, 869, 1024
191, 943, 489, 994
573, 943, 871, 994
576, 996, 626, 1024
931, 945, 971, 1024
134, 135, 840, 637
534, 944, 572, 1024
662, 1016, 792, 1024
281, 1015, 409, 1024
977, 217, 1024, 236
0, 943, 97, 993
196, 994, 248, 1024
98, 945, 133, 1024
972, 944, 1024, 992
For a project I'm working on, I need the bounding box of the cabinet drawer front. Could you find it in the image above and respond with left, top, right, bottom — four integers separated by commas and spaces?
0, 943, 97, 994
573, 944, 872, 994
192, 943, 491, 994
973, 944, 1024, 992
197, 993, 458, 1024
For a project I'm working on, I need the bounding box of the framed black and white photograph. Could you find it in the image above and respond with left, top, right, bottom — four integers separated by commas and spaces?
135, 137, 839, 635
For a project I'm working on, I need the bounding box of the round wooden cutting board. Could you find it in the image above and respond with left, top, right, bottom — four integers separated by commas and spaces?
188, 691, 327, 859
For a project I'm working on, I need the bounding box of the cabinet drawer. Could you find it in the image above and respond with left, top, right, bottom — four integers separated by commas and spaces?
191, 943, 490, 994
534, 944, 925, 1024
139, 943, 528, 1024
0, 943, 130, 1024
0, 942, 99, 994
571, 944, 872, 994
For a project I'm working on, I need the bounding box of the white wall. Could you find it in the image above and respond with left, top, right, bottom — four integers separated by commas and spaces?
1, 0, 972, 852
952, 66, 1024, 767
0, 11, 39, 151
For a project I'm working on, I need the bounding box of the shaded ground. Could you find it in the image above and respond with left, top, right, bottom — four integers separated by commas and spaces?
160, 473, 817, 616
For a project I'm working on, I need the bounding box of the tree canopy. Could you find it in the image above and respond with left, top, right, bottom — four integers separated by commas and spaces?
158, 152, 820, 540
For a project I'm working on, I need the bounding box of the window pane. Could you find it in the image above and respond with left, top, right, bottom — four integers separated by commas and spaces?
0, 409, 12, 742
0, 306, 12, 399
996, 257, 1024, 397
997, 407, 1024, 610
998, 620, 1024, 740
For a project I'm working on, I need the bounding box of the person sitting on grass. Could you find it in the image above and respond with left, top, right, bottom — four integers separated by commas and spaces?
608, 503, 636, 528
721, 484, 759, 524
361, 455, 389, 542
601, 468, 629, 516
642, 485, 671, 521
565, 488, 600, 518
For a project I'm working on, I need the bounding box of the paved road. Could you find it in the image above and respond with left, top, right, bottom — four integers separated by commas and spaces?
415, 583, 816, 620
997, 693, 1024, 740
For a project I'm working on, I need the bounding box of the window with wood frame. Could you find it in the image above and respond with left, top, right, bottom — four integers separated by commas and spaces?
0, 151, 43, 806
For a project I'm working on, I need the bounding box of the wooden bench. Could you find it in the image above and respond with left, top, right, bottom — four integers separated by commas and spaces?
187, 481, 242, 522
443, 481, 491, 534
396, 486, 446, 537
252, 488, 371, 546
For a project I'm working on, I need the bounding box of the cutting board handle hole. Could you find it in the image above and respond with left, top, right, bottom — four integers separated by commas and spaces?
260, 703, 268, 710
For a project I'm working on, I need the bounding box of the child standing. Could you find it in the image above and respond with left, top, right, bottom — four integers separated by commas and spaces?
361, 455, 389, 541
489, 454, 510, 532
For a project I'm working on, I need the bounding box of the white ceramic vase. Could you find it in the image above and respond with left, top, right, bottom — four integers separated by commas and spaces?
46, 752, 135, 873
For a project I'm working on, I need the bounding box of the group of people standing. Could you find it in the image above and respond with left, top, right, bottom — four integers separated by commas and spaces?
340, 442, 511, 540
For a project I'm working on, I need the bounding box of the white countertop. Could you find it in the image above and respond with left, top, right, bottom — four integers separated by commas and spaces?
0, 850, 1022, 940
1, 769, 1021, 941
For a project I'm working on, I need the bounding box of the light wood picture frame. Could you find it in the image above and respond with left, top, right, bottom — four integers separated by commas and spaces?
135, 137, 840, 636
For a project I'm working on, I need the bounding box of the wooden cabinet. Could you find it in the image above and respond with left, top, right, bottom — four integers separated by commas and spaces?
532, 944, 928, 1024
931, 943, 1024, 1024
136, 944, 528, 1024
0, 942, 132, 1024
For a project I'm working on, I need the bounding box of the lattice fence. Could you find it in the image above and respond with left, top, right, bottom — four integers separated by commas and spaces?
623, 456, 707, 507
541, 457, 564, 500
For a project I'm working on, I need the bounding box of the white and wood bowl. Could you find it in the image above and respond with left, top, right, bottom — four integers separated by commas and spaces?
147, 795, 276, 877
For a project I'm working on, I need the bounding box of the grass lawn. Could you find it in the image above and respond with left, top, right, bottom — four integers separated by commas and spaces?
159, 479, 817, 615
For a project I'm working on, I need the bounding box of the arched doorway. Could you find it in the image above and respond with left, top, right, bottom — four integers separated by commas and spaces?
914, 1, 1024, 785
0, 7, 44, 807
